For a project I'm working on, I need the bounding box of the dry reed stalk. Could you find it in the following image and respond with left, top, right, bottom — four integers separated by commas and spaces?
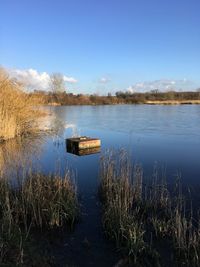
100, 149, 200, 266
0, 68, 43, 141
0, 171, 78, 265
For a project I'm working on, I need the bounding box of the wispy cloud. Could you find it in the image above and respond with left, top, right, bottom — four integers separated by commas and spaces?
126, 79, 195, 93
99, 77, 110, 84
8, 68, 77, 91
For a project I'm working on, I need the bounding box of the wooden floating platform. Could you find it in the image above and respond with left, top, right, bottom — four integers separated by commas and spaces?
66, 136, 101, 156
67, 136, 101, 150
67, 147, 100, 156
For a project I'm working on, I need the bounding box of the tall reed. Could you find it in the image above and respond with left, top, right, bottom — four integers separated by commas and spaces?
0, 171, 78, 265
0, 68, 42, 141
100, 149, 200, 266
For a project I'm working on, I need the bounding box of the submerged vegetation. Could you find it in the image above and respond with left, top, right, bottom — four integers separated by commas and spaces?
0, 171, 78, 266
100, 150, 200, 266
0, 69, 43, 141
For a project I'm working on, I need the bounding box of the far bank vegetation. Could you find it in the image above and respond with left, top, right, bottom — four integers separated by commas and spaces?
31, 89, 200, 106
0, 69, 43, 141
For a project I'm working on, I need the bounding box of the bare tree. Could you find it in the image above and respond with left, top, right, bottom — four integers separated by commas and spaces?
50, 73, 66, 93
197, 88, 200, 98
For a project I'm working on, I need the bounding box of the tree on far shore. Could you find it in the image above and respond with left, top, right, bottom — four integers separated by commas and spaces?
50, 73, 66, 93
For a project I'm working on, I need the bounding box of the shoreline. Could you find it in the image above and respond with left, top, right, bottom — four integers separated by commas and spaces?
145, 100, 200, 105
45, 99, 200, 106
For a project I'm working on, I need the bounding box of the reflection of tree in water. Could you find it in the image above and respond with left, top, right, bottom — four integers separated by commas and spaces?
46, 107, 80, 137
37, 109, 64, 134
0, 136, 44, 177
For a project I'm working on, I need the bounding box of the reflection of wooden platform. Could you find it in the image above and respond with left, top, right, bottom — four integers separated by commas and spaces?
66, 136, 101, 150
67, 146, 101, 156
66, 136, 101, 156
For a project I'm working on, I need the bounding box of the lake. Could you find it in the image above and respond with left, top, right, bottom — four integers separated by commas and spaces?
43, 104, 200, 185
1, 104, 200, 266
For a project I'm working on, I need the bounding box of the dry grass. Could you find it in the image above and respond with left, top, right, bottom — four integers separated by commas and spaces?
0, 171, 78, 265
0, 68, 43, 141
100, 150, 200, 266
0, 169, 78, 266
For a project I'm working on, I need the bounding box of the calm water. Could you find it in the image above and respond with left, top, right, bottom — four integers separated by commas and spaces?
1, 104, 200, 266
42, 104, 200, 185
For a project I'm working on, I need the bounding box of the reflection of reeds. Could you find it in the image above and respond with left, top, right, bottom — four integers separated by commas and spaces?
0, 171, 78, 265
0, 136, 44, 176
100, 150, 200, 266
0, 68, 43, 141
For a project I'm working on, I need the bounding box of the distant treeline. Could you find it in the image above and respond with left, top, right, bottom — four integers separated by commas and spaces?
31, 90, 200, 105
115, 90, 200, 103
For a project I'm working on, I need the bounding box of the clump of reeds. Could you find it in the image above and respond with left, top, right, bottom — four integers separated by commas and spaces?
100, 149, 200, 266
0, 68, 43, 141
0, 172, 78, 265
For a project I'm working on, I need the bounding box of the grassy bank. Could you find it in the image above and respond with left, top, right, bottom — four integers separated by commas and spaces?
100, 150, 200, 266
0, 69, 43, 141
0, 172, 78, 266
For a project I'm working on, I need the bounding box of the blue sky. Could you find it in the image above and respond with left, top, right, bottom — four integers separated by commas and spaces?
1, 0, 200, 94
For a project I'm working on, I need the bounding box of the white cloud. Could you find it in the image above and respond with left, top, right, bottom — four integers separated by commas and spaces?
63, 76, 77, 83
99, 77, 110, 84
7, 68, 77, 91
127, 86, 135, 93
10, 68, 50, 91
126, 79, 194, 93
